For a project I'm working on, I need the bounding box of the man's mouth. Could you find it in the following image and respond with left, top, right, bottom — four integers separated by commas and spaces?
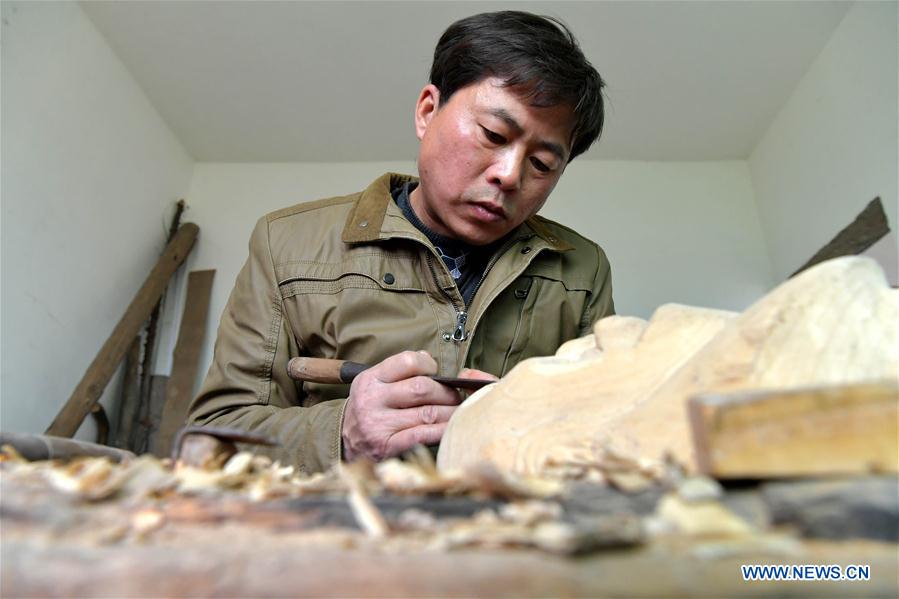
469, 201, 506, 221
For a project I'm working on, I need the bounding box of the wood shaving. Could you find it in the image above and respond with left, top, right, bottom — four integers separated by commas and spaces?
395, 508, 440, 532
462, 463, 565, 499
541, 442, 681, 493
222, 452, 254, 476
131, 508, 165, 537
538, 514, 645, 554
0, 444, 27, 463
677, 476, 724, 502
499, 500, 562, 526
651, 494, 754, 538
44, 457, 116, 498
339, 461, 390, 537
531, 521, 582, 554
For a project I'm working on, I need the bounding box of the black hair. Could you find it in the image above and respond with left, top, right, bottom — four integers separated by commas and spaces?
430, 10, 605, 161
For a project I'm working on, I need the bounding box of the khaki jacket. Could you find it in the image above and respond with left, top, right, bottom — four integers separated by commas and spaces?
190, 173, 614, 473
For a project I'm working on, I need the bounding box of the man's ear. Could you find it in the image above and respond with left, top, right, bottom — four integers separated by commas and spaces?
414, 84, 440, 140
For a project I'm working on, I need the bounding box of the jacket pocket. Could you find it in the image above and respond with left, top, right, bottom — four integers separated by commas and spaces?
274, 258, 441, 393
498, 263, 592, 375
277, 256, 428, 295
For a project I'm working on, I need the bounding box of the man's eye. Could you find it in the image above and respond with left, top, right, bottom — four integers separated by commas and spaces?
530, 157, 551, 173
481, 127, 506, 145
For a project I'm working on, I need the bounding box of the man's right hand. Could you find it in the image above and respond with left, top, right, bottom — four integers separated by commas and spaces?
340, 350, 467, 462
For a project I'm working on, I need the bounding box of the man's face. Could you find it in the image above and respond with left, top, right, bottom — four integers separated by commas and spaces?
410, 77, 574, 246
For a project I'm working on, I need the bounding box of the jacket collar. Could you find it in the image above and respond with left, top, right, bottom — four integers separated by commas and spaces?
342, 172, 574, 251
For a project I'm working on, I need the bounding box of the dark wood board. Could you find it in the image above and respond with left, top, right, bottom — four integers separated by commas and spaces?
112, 335, 143, 450
791, 197, 890, 277
154, 270, 216, 457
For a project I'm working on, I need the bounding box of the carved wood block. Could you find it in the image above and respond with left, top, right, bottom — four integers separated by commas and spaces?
438, 257, 899, 476
689, 384, 899, 478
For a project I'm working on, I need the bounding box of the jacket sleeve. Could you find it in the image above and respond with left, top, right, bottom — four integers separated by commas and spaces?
188, 216, 345, 474
578, 242, 615, 336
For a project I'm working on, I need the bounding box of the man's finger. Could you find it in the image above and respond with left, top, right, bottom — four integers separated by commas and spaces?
458, 368, 500, 382
390, 404, 457, 430
387, 422, 448, 455
369, 351, 437, 384
383, 376, 462, 408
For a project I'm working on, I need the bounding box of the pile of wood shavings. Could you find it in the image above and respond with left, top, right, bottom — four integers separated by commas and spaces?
540, 440, 684, 491
0, 444, 336, 502
0, 443, 569, 501
2, 443, 762, 556
0, 444, 612, 554
333, 452, 628, 554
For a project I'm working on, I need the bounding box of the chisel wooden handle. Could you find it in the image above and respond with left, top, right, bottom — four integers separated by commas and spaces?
287, 357, 369, 385
286, 357, 494, 391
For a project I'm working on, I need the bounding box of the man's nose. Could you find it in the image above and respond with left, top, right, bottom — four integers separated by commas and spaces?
487, 148, 525, 191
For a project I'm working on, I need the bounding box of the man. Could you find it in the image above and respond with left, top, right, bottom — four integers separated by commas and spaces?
189, 11, 614, 473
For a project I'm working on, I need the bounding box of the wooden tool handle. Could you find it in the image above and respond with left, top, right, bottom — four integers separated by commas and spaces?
287, 357, 369, 384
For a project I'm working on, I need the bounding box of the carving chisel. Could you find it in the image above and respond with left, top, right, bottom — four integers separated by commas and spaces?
286, 357, 493, 391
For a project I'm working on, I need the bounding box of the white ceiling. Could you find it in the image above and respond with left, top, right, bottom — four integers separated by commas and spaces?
80, 1, 852, 162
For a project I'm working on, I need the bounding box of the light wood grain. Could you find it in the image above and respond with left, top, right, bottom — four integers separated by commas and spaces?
689, 383, 899, 477
438, 257, 899, 475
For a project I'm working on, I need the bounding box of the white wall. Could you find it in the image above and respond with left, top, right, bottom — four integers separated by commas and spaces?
184, 160, 773, 394
749, 1, 898, 283
545, 160, 774, 317
0, 2, 194, 437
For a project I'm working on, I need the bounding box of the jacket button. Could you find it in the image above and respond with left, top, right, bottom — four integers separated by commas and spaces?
442, 332, 452, 342
359, 219, 368, 228
520, 246, 532, 254
383, 273, 395, 285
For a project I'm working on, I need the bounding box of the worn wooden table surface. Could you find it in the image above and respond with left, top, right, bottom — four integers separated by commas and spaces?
2, 461, 897, 598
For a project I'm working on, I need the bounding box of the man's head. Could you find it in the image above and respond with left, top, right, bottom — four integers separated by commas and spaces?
430, 11, 605, 162
410, 11, 605, 246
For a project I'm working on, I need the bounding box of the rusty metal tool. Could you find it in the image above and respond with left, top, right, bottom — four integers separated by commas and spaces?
287, 357, 494, 391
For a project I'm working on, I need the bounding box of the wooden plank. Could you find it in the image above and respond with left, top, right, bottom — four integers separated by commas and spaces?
689, 383, 899, 478
89, 404, 110, 445
45, 223, 199, 438
135, 375, 169, 455
791, 197, 890, 277
133, 201, 187, 449
113, 335, 143, 450
153, 270, 216, 457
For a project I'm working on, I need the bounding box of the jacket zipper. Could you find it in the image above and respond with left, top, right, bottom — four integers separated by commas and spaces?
426, 253, 468, 341
426, 234, 528, 343
467, 234, 527, 312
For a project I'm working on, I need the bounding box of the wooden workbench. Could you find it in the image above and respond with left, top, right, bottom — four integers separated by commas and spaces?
2, 459, 896, 597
